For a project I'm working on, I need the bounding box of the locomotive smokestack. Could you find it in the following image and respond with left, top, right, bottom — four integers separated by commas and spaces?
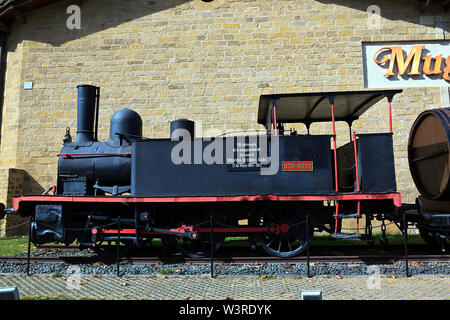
74, 85, 99, 145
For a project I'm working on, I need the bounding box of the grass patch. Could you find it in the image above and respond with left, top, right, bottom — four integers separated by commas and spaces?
145, 233, 427, 250
159, 268, 175, 275
0, 232, 426, 257
310, 233, 426, 246
21, 296, 103, 300
311, 232, 426, 246
0, 236, 35, 256
220, 233, 427, 249
219, 233, 426, 248
222, 237, 251, 247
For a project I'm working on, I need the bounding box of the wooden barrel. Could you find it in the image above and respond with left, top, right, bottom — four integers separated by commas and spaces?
408, 107, 450, 200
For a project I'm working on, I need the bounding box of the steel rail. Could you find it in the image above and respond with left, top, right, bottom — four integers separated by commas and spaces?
0, 254, 448, 266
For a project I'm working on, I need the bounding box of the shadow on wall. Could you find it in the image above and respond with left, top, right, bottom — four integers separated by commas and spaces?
9, 0, 448, 50
316, 0, 449, 32
6, 0, 203, 49
22, 170, 45, 196
4, 168, 44, 208
3, 169, 44, 237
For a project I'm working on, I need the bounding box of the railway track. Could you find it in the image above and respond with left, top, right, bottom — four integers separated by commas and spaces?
0, 243, 447, 270
1, 253, 448, 265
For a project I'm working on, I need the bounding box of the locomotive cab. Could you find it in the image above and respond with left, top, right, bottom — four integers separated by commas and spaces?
258, 90, 401, 196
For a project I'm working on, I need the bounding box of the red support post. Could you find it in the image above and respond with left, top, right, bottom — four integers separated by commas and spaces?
273, 104, 278, 136
331, 102, 340, 237
334, 200, 339, 237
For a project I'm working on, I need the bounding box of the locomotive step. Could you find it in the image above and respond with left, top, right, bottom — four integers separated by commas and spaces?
332, 213, 361, 219
332, 233, 373, 241
77, 242, 96, 247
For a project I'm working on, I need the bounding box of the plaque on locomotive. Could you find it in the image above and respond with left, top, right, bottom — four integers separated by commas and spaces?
226, 136, 271, 171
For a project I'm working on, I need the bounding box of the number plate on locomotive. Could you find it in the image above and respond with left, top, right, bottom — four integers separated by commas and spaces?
282, 161, 313, 171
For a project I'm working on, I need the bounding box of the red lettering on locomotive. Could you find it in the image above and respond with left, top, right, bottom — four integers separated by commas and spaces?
282, 161, 313, 172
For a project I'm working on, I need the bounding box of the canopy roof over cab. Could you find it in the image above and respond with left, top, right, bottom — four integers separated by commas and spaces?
258, 89, 403, 128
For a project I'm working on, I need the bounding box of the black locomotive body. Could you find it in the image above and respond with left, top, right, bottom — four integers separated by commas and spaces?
1, 85, 421, 258
132, 135, 334, 197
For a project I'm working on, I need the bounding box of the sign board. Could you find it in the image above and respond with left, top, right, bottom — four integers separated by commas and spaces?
363, 41, 450, 88
226, 136, 270, 171
282, 161, 313, 172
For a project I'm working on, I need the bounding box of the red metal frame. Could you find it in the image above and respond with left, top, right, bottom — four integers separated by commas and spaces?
12, 193, 402, 212
97, 225, 199, 236
97, 226, 271, 235
96, 221, 291, 237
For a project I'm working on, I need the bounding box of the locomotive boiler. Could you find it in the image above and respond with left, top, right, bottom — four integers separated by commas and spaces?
58, 85, 142, 197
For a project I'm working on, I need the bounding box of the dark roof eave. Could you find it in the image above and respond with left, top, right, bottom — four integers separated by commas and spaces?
0, 0, 64, 25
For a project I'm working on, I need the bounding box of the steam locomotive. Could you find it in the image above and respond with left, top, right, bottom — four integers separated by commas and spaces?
0, 85, 448, 257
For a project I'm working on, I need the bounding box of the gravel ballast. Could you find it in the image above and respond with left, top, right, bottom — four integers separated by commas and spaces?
0, 261, 448, 277
3, 247, 448, 277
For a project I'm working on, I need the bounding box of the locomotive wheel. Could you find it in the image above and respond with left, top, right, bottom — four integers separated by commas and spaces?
418, 227, 449, 252
418, 227, 439, 247
253, 204, 313, 258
